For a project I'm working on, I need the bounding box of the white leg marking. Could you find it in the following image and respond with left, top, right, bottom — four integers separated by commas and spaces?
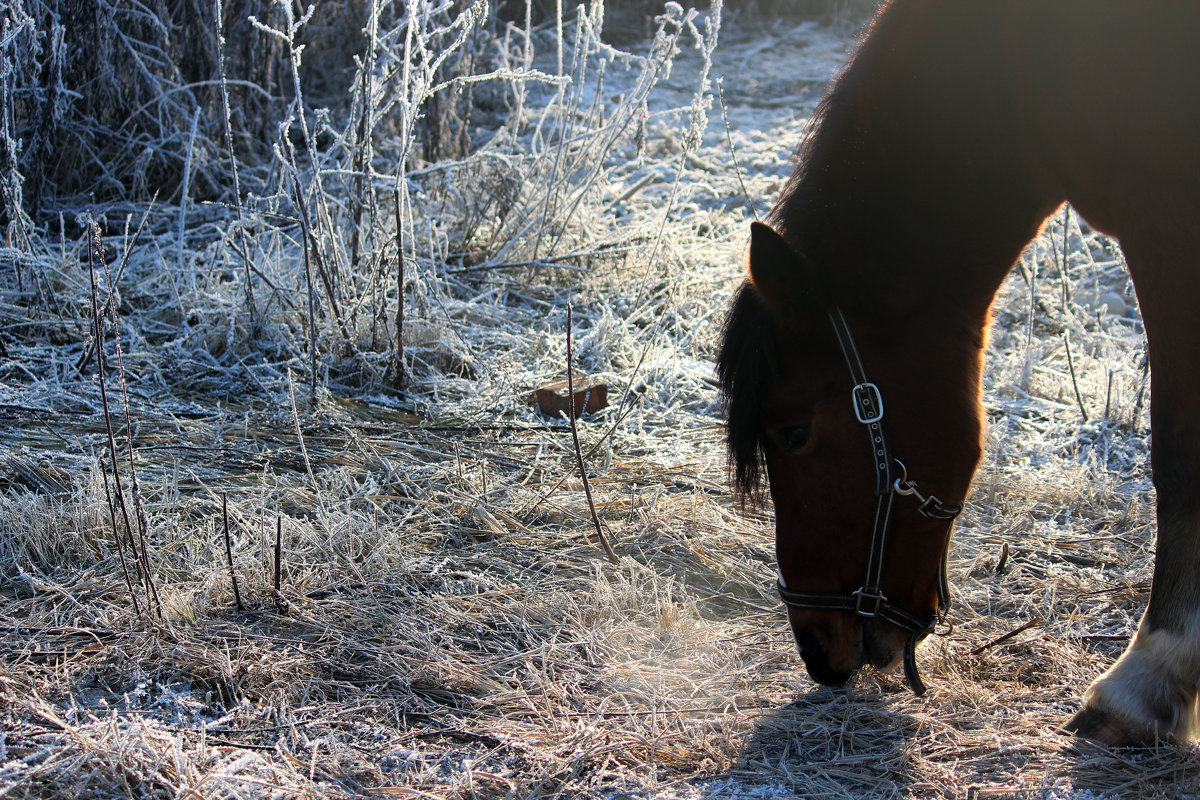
1082, 611, 1200, 741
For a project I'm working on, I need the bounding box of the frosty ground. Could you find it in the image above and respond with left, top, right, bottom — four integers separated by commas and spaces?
1, 6, 1198, 799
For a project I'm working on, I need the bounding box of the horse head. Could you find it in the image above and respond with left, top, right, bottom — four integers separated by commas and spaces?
719, 222, 982, 691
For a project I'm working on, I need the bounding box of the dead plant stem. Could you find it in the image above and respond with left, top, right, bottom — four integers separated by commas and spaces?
393, 185, 406, 389
566, 297, 617, 564
291, 166, 351, 351
970, 615, 1043, 656
87, 221, 159, 616
101, 461, 140, 616
214, 0, 258, 329
223, 493, 244, 611
274, 515, 283, 595
718, 78, 759, 221
1055, 205, 1088, 422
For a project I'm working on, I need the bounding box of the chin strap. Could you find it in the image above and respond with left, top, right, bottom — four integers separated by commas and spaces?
779, 542, 951, 696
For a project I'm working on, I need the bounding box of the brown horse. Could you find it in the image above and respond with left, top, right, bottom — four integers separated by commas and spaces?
718, 0, 1200, 746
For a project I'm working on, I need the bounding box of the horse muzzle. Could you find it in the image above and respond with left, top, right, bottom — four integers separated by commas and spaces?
791, 616, 907, 686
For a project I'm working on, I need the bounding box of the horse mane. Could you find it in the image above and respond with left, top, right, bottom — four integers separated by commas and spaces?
767, 4, 894, 236
717, 6, 897, 502
716, 281, 778, 502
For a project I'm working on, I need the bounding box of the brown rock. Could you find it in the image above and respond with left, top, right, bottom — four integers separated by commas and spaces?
535, 373, 608, 418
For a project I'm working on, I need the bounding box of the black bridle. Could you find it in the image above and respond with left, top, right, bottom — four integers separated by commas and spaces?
776, 307, 960, 696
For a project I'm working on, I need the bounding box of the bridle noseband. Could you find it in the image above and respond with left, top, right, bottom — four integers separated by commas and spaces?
776, 307, 960, 696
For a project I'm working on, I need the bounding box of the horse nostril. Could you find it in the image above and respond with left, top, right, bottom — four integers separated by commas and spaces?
792, 628, 857, 686
792, 631, 847, 685
793, 630, 821, 660
861, 620, 899, 669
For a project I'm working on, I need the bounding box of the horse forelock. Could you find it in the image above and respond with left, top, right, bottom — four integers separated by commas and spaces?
717, 281, 778, 503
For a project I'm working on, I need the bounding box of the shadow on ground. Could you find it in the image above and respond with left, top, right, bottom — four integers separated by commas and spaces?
714, 684, 919, 797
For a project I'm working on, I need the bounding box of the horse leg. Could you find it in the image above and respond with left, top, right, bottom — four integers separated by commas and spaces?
1064, 218, 1200, 745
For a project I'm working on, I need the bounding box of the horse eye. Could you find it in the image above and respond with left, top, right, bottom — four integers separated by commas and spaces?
778, 426, 812, 452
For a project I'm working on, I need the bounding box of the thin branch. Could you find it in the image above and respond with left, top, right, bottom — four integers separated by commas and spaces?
214, 0, 258, 328
222, 493, 244, 612
971, 616, 1043, 656
87, 221, 159, 617
274, 515, 282, 594
101, 465, 140, 616
393, 185, 405, 389
566, 296, 617, 564
717, 77, 759, 221
1055, 205, 1088, 422
287, 140, 352, 356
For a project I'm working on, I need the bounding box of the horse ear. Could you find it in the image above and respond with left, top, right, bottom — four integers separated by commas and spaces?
746, 222, 825, 322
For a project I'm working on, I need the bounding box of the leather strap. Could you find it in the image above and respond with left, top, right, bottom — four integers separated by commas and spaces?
776, 304, 960, 696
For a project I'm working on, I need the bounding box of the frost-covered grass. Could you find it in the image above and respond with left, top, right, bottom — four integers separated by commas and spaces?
1, 2, 1198, 798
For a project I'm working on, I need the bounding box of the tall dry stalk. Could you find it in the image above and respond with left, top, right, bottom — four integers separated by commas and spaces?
86, 221, 160, 617
566, 296, 617, 563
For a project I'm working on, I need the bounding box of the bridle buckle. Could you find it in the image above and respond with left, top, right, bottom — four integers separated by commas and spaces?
852, 382, 884, 424
853, 586, 887, 618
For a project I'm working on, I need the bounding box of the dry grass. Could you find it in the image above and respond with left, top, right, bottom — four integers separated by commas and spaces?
2, 2, 1199, 799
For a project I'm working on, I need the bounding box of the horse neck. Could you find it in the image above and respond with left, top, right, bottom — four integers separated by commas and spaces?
772, 1, 1063, 333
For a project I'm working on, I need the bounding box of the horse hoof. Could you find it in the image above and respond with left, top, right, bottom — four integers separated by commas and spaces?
1061, 705, 1160, 747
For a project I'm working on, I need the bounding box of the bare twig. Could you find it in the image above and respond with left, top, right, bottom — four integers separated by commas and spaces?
971, 616, 1043, 656
290, 160, 351, 351
1055, 205, 1088, 422
222, 493, 244, 612
566, 297, 617, 564
103, 244, 162, 618
214, 0, 258, 328
274, 515, 283, 594
87, 221, 160, 617
717, 77, 759, 221
74, 202, 155, 375
995, 542, 1010, 576
101, 464, 140, 616
393, 185, 405, 389
1063, 331, 1087, 423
